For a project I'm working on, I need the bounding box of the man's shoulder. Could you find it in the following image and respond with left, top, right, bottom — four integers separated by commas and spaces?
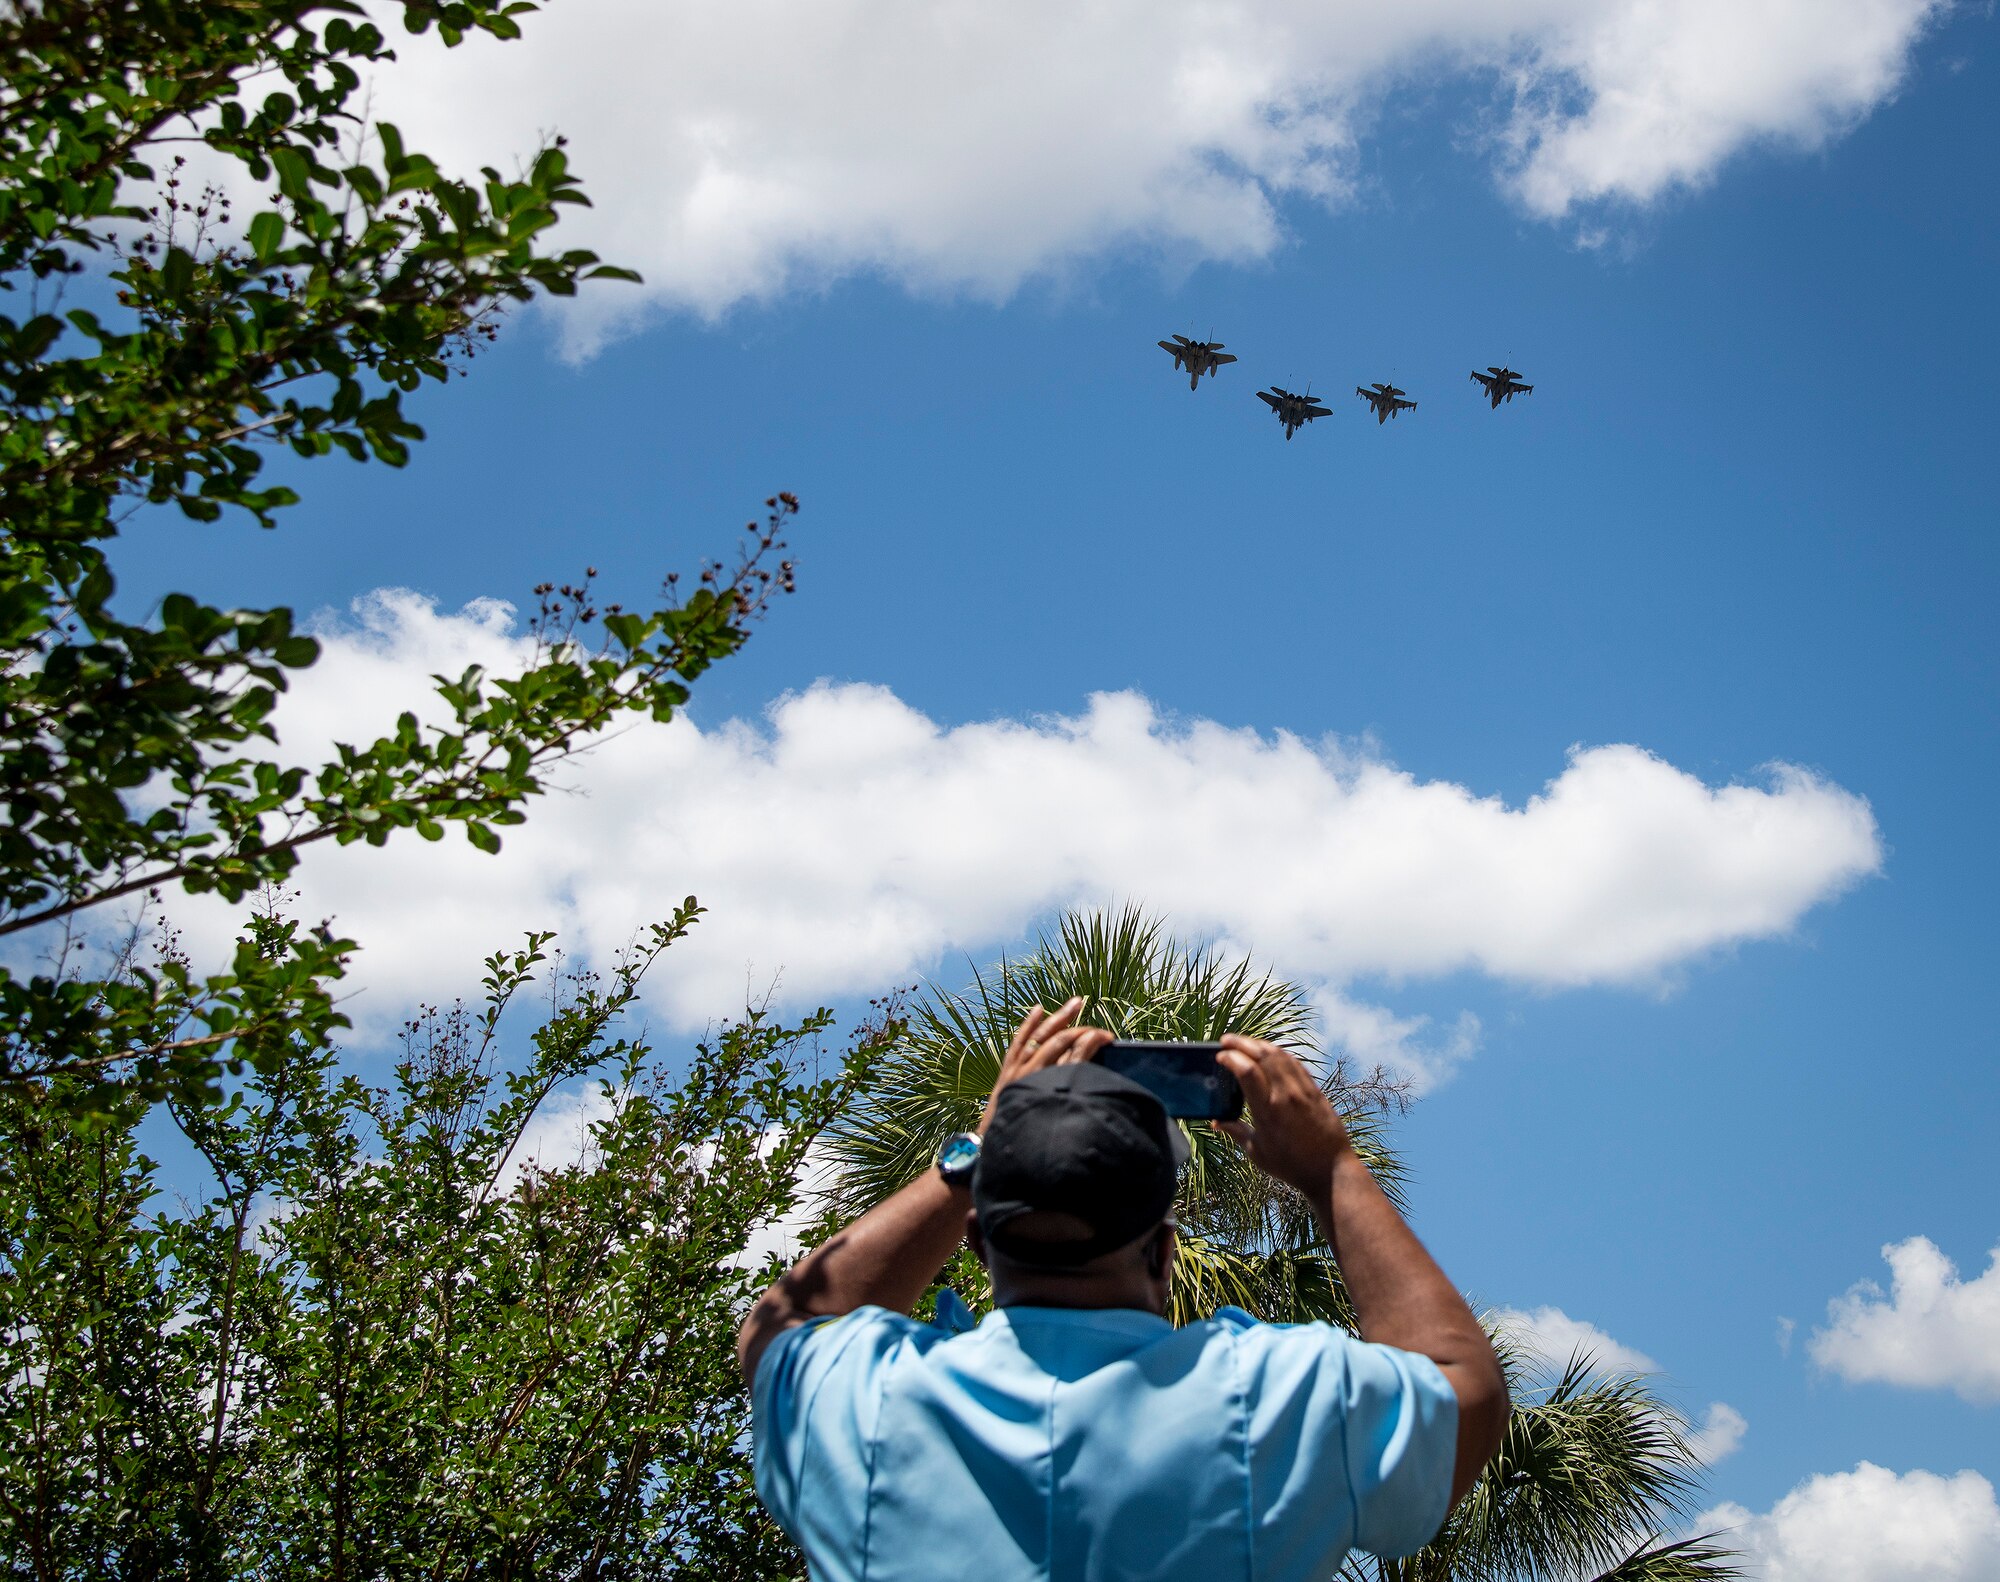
773, 1303, 950, 1363
766, 1302, 1372, 1398
1192, 1309, 1440, 1398
1197, 1306, 1356, 1353
756, 1306, 939, 1404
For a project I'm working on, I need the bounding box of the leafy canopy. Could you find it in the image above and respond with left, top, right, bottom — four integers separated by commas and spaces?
0, 0, 795, 1106
0, 901, 896, 1577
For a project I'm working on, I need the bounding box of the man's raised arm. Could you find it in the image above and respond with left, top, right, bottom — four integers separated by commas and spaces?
1216, 1035, 1509, 1507
735, 999, 1111, 1384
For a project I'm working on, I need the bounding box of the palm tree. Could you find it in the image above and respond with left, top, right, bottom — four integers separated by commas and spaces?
1355, 1344, 1740, 1582
824, 905, 1407, 1326
823, 907, 1738, 1582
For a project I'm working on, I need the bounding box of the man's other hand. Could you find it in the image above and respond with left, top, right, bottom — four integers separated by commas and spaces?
1213, 1035, 1351, 1198
977, 998, 1112, 1133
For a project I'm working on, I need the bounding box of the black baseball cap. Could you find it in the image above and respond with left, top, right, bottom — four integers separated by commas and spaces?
972, 1062, 1190, 1269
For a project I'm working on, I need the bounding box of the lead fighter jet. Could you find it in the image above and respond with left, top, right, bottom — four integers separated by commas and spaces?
1258, 386, 1332, 440
1357, 382, 1418, 423
1157, 334, 1237, 390
1471, 366, 1533, 407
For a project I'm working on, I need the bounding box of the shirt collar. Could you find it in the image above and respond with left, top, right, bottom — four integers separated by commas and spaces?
983, 1304, 1174, 1338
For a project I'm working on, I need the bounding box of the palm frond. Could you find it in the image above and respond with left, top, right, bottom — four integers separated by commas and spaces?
1424, 1355, 1710, 1582
1586, 1534, 1742, 1581
1162, 1233, 1356, 1328
1165, 1232, 1270, 1321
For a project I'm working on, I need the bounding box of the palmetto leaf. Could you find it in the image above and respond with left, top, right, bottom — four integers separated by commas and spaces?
1584, 1534, 1742, 1581
1168, 1234, 1359, 1330
1359, 1347, 1727, 1582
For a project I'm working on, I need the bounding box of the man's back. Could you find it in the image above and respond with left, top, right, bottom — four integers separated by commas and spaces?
754, 1302, 1457, 1582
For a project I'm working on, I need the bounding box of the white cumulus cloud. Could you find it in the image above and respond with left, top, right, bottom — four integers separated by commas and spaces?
1312, 990, 1483, 1094
1498, 0, 1943, 217
1809, 1237, 2000, 1405
1495, 1304, 1660, 1374
339, 0, 1942, 343
1492, 1305, 1744, 1463
1686, 1401, 1749, 1465
1702, 1463, 2000, 1582
155, 589, 1880, 1080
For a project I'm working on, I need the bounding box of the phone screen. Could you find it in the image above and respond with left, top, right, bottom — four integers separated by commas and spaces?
1095, 1041, 1243, 1120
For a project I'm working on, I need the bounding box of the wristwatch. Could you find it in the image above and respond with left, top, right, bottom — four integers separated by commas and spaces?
936, 1130, 981, 1188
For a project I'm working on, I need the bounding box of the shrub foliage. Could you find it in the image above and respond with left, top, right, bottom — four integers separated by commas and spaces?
0, 903, 891, 1576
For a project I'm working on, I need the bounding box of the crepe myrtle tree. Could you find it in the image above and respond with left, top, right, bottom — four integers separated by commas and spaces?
0, 0, 800, 1111
0, 899, 898, 1577
825, 908, 1739, 1582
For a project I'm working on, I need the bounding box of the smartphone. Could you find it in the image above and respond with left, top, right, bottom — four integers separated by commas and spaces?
1096, 1041, 1243, 1121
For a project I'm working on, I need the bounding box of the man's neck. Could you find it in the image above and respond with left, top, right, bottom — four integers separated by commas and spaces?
990, 1271, 1164, 1313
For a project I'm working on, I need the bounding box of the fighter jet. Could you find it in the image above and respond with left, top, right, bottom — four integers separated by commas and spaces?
1158, 334, 1237, 391
1258, 386, 1332, 440
1470, 366, 1534, 408
1357, 382, 1418, 424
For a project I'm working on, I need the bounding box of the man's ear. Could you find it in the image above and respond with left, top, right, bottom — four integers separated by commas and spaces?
1146, 1221, 1176, 1281
966, 1211, 990, 1269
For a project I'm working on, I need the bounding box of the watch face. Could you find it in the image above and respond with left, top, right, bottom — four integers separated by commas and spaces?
939, 1133, 980, 1176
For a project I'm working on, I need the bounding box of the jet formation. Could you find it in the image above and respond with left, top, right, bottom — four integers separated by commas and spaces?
1256, 386, 1333, 440
1471, 366, 1533, 407
1157, 334, 1237, 391
1156, 330, 1533, 439
1357, 382, 1417, 424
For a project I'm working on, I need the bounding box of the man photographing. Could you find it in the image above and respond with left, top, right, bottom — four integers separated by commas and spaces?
739, 998, 1509, 1582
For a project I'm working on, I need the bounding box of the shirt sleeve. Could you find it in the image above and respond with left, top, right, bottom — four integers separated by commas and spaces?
750, 1306, 927, 1547
1243, 1323, 1459, 1574
1339, 1338, 1459, 1559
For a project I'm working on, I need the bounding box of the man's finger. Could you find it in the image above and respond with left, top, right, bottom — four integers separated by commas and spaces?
1008, 1006, 1049, 1057
1217, 1046, 1274, 1114
1228, 1034, 1311, 1101
1025, 997, 1083, 1050
1028, 1024, 1102, 1069
1054, 1028, 1112, 1065
1007, 998, 1085, 1064
1042, 996, 1083, 1029
1212, 1119, 1252, 1147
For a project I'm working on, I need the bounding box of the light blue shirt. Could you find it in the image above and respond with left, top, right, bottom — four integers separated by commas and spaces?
752, 1298, 1458, 1582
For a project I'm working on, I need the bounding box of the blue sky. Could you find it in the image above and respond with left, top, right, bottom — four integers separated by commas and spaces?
112, 1, 1999, 1570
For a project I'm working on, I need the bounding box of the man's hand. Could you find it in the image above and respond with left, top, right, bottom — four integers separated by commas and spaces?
978, 998, 1112, 1132
1213, 1034, 1351, 1198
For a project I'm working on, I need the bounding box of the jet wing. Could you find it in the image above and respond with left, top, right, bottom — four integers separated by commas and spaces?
1212, 352, 1237, 366
1470, 370, 1494, 385
1257, 391, 1281, 408
1305, 404, 1332, 418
